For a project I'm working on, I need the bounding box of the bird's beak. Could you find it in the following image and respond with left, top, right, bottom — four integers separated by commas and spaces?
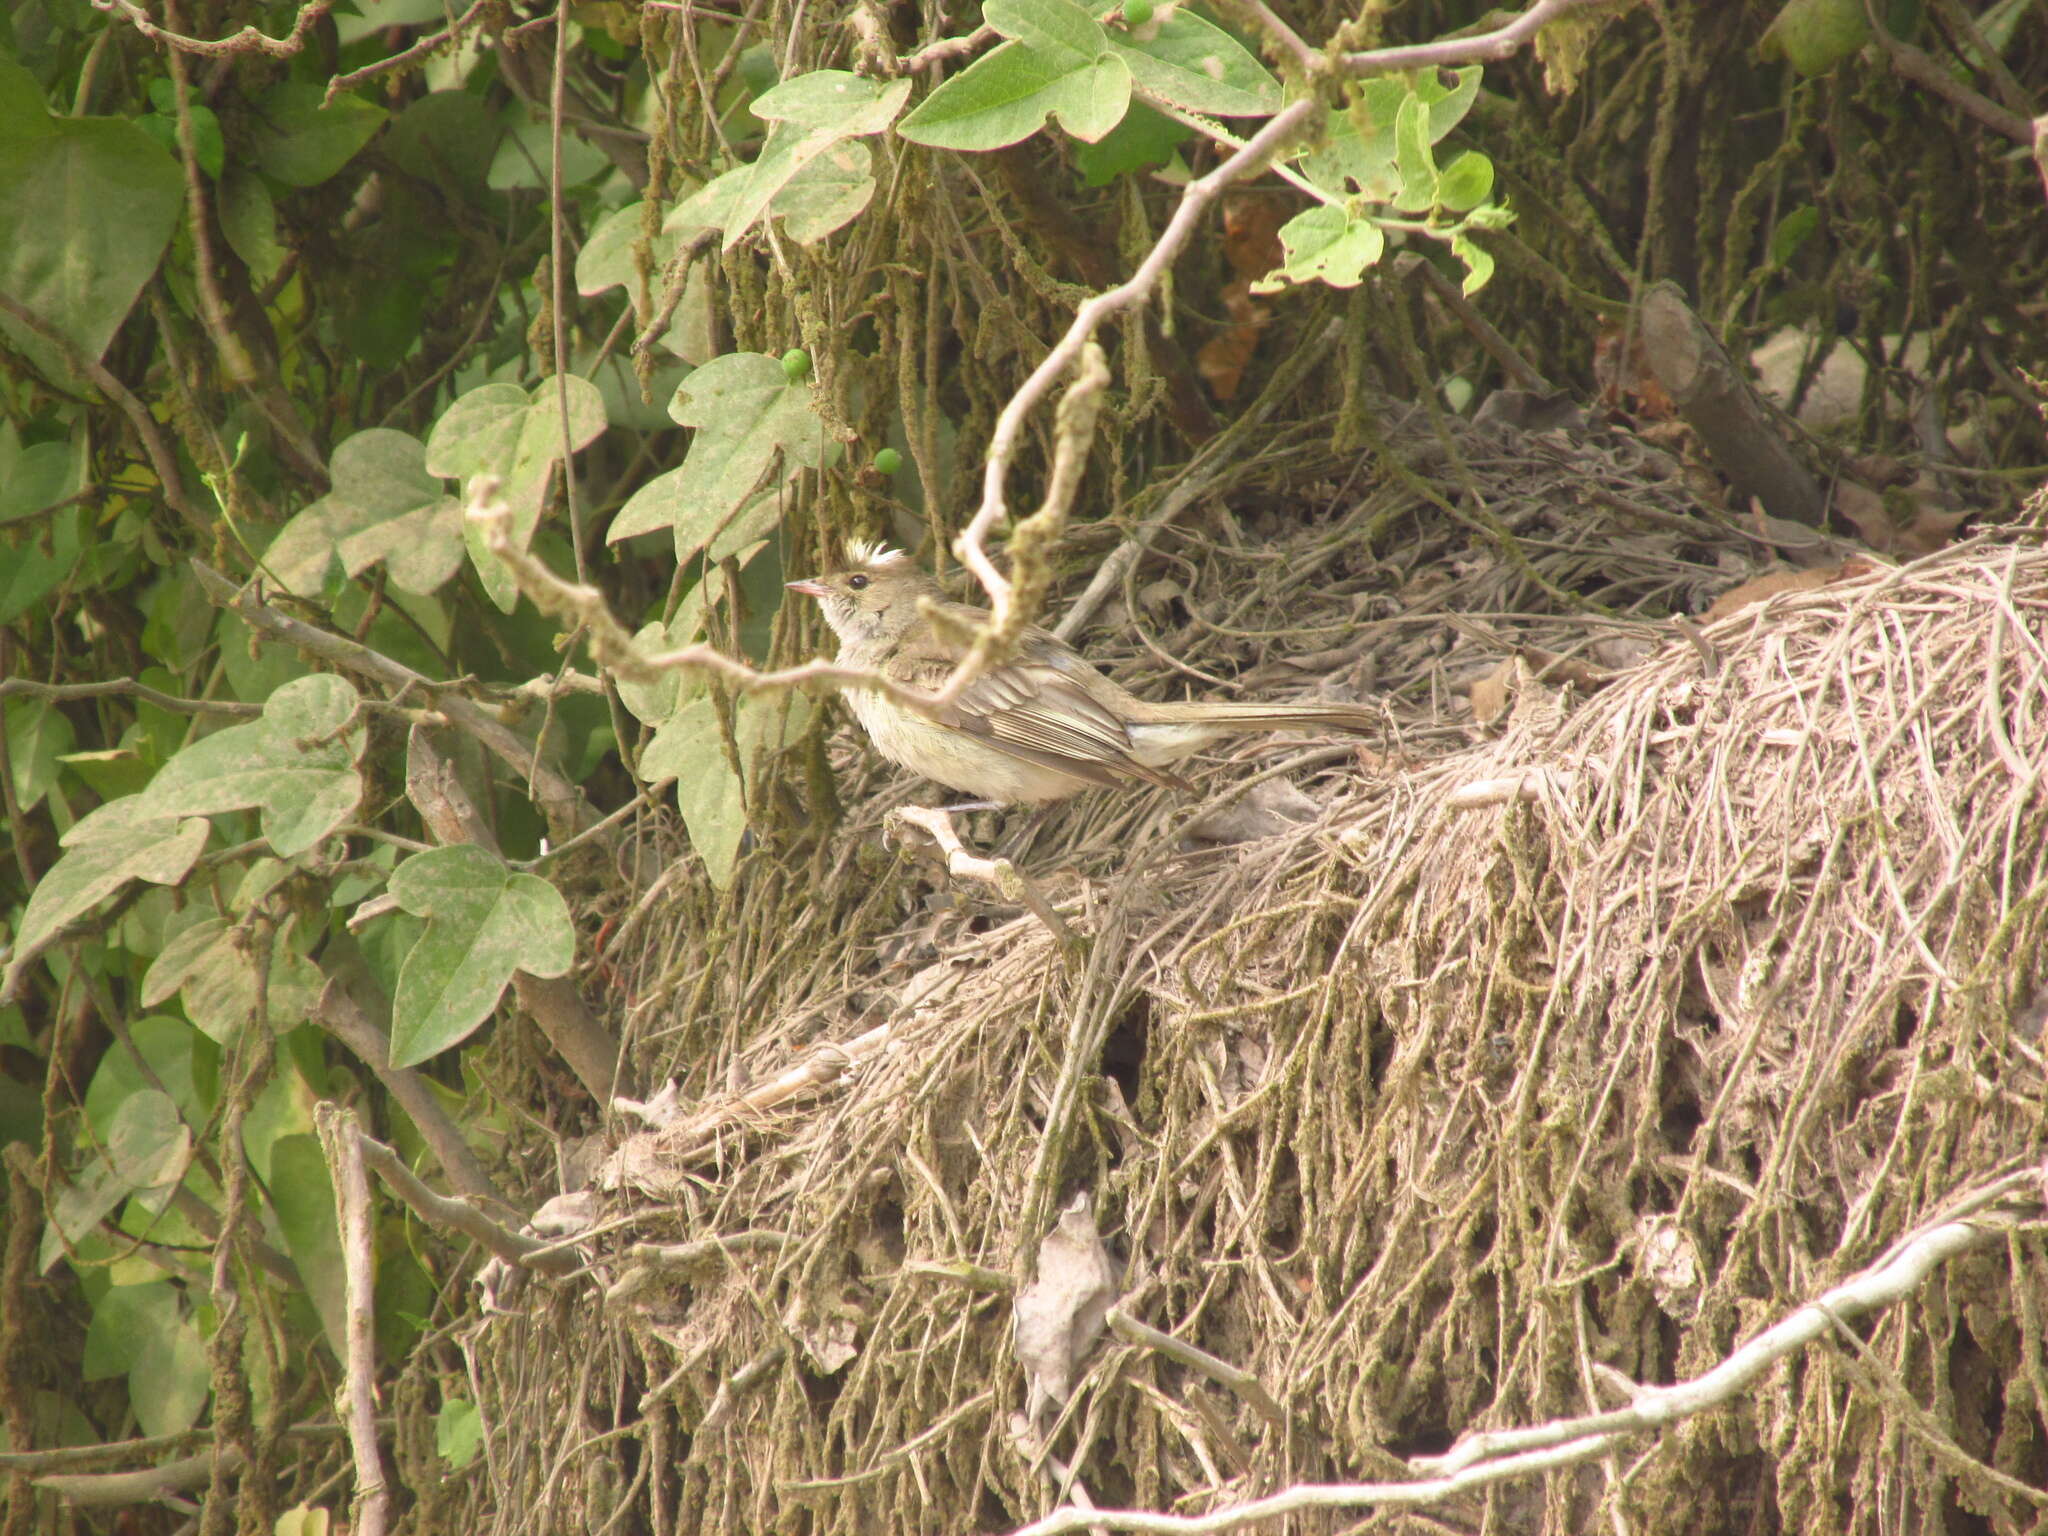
785, 577, 828, 598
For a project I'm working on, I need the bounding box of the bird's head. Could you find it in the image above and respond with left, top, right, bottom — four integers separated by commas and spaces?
786, 540, 936, 646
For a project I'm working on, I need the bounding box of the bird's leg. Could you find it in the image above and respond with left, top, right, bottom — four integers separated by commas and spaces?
935, 798, 1004, 814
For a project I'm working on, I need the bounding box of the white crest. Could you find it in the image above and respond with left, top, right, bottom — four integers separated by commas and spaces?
844, 537, 911, 570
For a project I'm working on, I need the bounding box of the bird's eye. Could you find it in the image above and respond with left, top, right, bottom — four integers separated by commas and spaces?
847, 574, 870, 591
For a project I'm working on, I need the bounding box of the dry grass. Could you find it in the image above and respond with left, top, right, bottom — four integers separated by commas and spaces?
467, 424, 2048, 1536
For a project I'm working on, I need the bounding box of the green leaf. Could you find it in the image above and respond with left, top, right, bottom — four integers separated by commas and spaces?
1425, 66, 1482, 142
268, 1134, 348, 1360
127, 1286, 209, 1436
142, 917, 325, 1043
607, 353, 825, 556
384, 90, 502, 198
41, 1086, 194, 1272
249, 82, 388, 187
676, 73, 909, 252
5, 808, 210, 997
424, 377, 607, 611
266, 429, 464, 598
639, 695, 747, 888
83, 1016, 218, 1136
485, 106, 611, 190
84, 1280, 178, 1380
1437, 149, 1494, 213
386, 845, 576, 1067
1106, 9, 1282, 117
987, 0, 1109, 59
616, 575, 723, 724
0, 60, 182, 388
896, 38, 1131, 150
1250, 205, 1385, 293
1770, 204, 1820, 266
0, 503, 86, 624
772, 140, 880, 244
140, 674, 366, 857
1452, 233, 1496, 296
438, 1398, 485, 1468
576, 200, 683, 297
750, 69, 914, 134
1761, 0, 1871, 73
218, 169, 285, 286
1073, 102, 1189, 184
1392, 93, 1437, 212
5, 696, 75, 812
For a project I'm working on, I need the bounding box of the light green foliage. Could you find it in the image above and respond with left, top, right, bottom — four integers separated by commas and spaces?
386, 844, 576, 1067
266, 429, 467, 597
424, 376, 608, 609
608, 352, 829, 557
0, 59, 182, 387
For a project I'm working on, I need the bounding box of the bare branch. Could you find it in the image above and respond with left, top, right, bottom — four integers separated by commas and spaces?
1337, 0, 1613, 75
951, 96, 1316, 684
888, 806, 1073, 944
1004, 1163, 2042, 1535
312, 1105, 391, 1536
464, 484, 951, 720
91, 0, 333, 57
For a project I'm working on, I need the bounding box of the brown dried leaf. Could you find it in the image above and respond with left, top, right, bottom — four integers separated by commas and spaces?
1012, 1192, 1118, 1421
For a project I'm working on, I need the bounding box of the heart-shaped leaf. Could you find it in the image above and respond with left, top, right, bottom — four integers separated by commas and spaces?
140, 674, 365, 857
266, 430, 464, 597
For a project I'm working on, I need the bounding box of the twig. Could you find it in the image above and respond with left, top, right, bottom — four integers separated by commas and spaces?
1444, 768, 1579, 810
0, 677, 260, 717
1337, 0, 1612, 74
900, 22, 995, 72
312, 979, 514, 1212
312, 1105, 390, 1536
324, 0, 492, 101
1054, 322, 1341, 641
404, 723, 623, 1101
90, 0, 332, 56
0, 288, 206, 537
350, 1125, 580, 1276
1105, 1307, 1287, 1433
1418, 1165, 2039, 1475
465, 483, 946, 719
888, 806, 1074, 945
8, 1422, 352, 1477
1205, 0, 1317, 76
187, 561, 603, 843
951, 97, 1317, 684
1002, 1163, 2041, 1535
1862, 0, 2037, 146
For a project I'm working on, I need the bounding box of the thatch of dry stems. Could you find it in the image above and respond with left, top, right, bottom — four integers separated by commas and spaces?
469, 427, 2048, 1535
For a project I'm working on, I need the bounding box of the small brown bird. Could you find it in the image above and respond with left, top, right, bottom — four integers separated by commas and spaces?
786, 541, 1377, 805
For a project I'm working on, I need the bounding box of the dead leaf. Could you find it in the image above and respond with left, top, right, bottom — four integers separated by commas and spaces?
1634, 1215, 1702, 1321
1183, 777, 1320, 845
1013, 1191, 1119, 1422
1468, 658, 1515, 727
1701, 556, 1880, 623
1197, 282, 1268, 402
1593, 322, 1674, 420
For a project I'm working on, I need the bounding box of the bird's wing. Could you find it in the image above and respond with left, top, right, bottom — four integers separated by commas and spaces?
889, 639, 1189, 792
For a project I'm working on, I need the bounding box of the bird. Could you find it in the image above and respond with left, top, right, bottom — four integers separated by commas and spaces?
785, 540, 1378, 806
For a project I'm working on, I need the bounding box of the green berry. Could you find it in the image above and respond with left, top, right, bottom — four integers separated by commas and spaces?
780, 347, 811, 382
1122, 0, 1154, 25
873, 447, 903, 476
